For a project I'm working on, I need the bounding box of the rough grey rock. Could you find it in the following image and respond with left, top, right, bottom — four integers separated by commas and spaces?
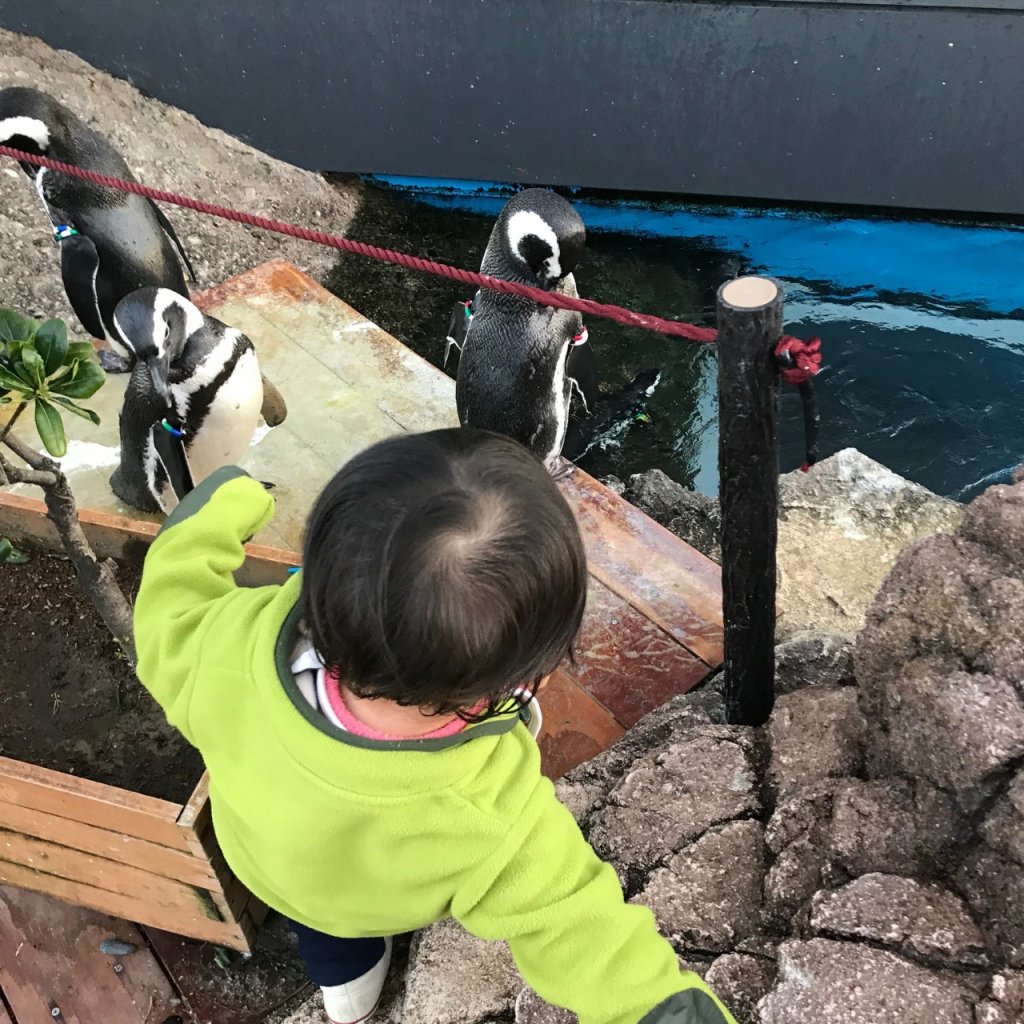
955, 845, 1024, 968
0, 28, 358, 333
766, 781, 839, 855
774, 630, 856, 694
635, 821, 766, 954
758, 939, 975, 1024
515, 989, 576, 1024
809, 873, 988, 969
976, 971, 1024, 1024
704, 954, 775, 1024
589, 727, 759, 875
776, 448, 964, 637
827, 778, 961, 882
961, 480, 1024, 575
764, 835, 828, 932
402, 920, 521, 1024
624, 469, 722, 563
767, 687, 866, 798
874, 657, 1024, 797
979, 770, 1024, 866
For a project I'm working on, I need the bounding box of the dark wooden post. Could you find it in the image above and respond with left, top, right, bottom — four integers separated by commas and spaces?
716, 276, 783, 727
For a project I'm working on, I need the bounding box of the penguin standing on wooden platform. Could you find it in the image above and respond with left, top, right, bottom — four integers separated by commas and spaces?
451, 188, 658, 473
109, 287, 269, 514
0, 86, 196, 373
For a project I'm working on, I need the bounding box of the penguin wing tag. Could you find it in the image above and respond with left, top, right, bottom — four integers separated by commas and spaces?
151, 420, 196, 502
58, 232, 108, 340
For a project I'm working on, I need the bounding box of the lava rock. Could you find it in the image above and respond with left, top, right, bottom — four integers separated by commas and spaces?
979, 770, 1024, 866
767, 688, 866, 798
774, 630, 856, 694
955, 844, 1024, 968
704, 954, 775, 1024
809, 873, 988, 969
976, 971, 1024, 1024
758, 939, 975, 1024
635, 821, 766, 954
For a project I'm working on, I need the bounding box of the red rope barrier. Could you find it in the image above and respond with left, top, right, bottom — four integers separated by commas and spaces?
0, 145, 720, 342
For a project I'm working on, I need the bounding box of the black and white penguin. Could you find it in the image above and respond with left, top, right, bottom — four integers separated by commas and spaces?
453, 188, 593, 472
451, 188, 658, 472
0, 86, 195, 372
109, 287, 267, 514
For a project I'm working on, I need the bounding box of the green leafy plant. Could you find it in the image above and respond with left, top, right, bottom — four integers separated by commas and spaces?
0, 535, 30, 565
0, 307, 135, 663
0, 309, 105, 455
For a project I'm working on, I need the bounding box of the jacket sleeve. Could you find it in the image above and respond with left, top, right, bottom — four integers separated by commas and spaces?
451, 778, 737, 1024
133, 466, 275, 738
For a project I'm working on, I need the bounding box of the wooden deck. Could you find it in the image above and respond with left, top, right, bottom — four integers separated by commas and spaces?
0, 259, 723, 1022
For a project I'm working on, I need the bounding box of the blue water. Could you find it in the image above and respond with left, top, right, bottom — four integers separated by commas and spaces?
337, 178, 1024, 501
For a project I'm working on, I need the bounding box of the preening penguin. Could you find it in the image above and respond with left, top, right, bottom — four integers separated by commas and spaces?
454, 188, 590, 472
451, 188, 659, 472
109, 288, 267, 514
0, 86, 195, 372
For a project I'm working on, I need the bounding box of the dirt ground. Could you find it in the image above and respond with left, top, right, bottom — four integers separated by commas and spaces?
0, 548, 203, 804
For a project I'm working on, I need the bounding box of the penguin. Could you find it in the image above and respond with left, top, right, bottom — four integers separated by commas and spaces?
450, 188, 658, 472
0, 86, 196, 373
108, 287, 267, 514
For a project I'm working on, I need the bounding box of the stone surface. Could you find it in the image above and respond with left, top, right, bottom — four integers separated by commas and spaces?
704, 954, 775, 1024
809, 874, 988, 968
0, 28, 358, 332
402, 919, 521, 1024
979, 770, 1024, 866
766, 781, 839, 855
758, 939, 975, 1024
589, 727, 759, 875
976, 971, 1024, 1024
776, 449, 964, 637
955, 845, 1024, 968
774, 630, 856, 694
635, 821, 765, 954
624, 469, 723, 563
515, 989, 577, 1024
764, 835, 828, 932
876, 657, 1024, 796
827, 778, 961, 882
767, 688, 866, 797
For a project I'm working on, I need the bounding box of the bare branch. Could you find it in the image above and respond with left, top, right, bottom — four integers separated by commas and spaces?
0, 401, 27, 445
2, 429, 53, 471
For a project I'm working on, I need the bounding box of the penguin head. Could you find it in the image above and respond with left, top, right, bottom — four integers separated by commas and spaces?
0, 87, 74, 175
496, 188, 586, 287
112, 288, 203, 405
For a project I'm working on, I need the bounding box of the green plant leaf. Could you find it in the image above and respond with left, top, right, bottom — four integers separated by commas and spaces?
35, 319, 69, 377
51, 359, 106, 400
0, 309, 36, 345
51, 395, 101, 425
0, 364, 32, 393
19, 346, 46, 389
34, 397, 67, 457
0, 537, 31, 565
67, 342, 98, 364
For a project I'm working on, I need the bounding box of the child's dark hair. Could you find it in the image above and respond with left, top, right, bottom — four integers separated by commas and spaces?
300, 428, 587, 720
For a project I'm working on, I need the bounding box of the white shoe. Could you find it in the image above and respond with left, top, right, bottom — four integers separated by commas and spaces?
322, 937, 393, 1024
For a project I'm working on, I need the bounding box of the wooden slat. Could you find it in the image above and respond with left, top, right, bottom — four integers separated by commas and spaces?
0, 758, 189, 853
0, 829, 222, 913
0, 887, 182, 1024
0, 492, 295, 587
0, 859, 247, 950
0, 801, 217, 890
556, 466, 724, 667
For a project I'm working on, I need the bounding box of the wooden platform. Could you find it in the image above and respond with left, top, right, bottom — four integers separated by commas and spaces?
0, 259, 724, 1022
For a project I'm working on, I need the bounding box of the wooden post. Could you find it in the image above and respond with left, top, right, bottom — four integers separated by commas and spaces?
716, 276, 783, 726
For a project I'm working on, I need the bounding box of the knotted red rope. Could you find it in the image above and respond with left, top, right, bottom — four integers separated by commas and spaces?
774, 335, 823, 385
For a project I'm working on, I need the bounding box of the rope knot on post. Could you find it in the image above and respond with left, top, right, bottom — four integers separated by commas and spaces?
774, 335, 822, 386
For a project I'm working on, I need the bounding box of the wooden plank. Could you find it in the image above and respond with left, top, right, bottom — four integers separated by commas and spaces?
537, 669, 625, 780
0, 887, 184, 1024
556, 466, 724, 667
567, 577, 712, 729
0, 801, 217, 890
0, 859, 247, 950
0, 758, 189, 853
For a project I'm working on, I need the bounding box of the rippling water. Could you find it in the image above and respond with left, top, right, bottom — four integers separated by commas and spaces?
326, 180, 1024, 501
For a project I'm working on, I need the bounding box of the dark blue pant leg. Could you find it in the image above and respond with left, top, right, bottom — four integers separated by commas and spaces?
289, 920, 388, 987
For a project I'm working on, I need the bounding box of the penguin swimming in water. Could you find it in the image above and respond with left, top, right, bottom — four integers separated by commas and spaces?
0, 86, 195, 373
109, 287, 268, 514
450, 187, 658, 472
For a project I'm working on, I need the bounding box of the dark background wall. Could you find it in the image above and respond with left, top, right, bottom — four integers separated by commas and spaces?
3, 0, 1023, 215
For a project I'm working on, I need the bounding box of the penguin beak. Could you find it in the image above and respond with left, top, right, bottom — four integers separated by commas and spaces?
145, 355, 171, 406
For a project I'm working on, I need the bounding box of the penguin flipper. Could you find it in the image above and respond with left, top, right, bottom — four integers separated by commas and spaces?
566, 341, 600, 414
58, 232, 107, 341
150, 200, 198, 284
443, 299, 473, 370
151, 421, 196, 505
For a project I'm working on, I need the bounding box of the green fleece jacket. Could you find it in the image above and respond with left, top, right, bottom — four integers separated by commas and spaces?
133, 466, 737, 1024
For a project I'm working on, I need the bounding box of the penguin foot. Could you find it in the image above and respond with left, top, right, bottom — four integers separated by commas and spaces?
96, 349, 132, 374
